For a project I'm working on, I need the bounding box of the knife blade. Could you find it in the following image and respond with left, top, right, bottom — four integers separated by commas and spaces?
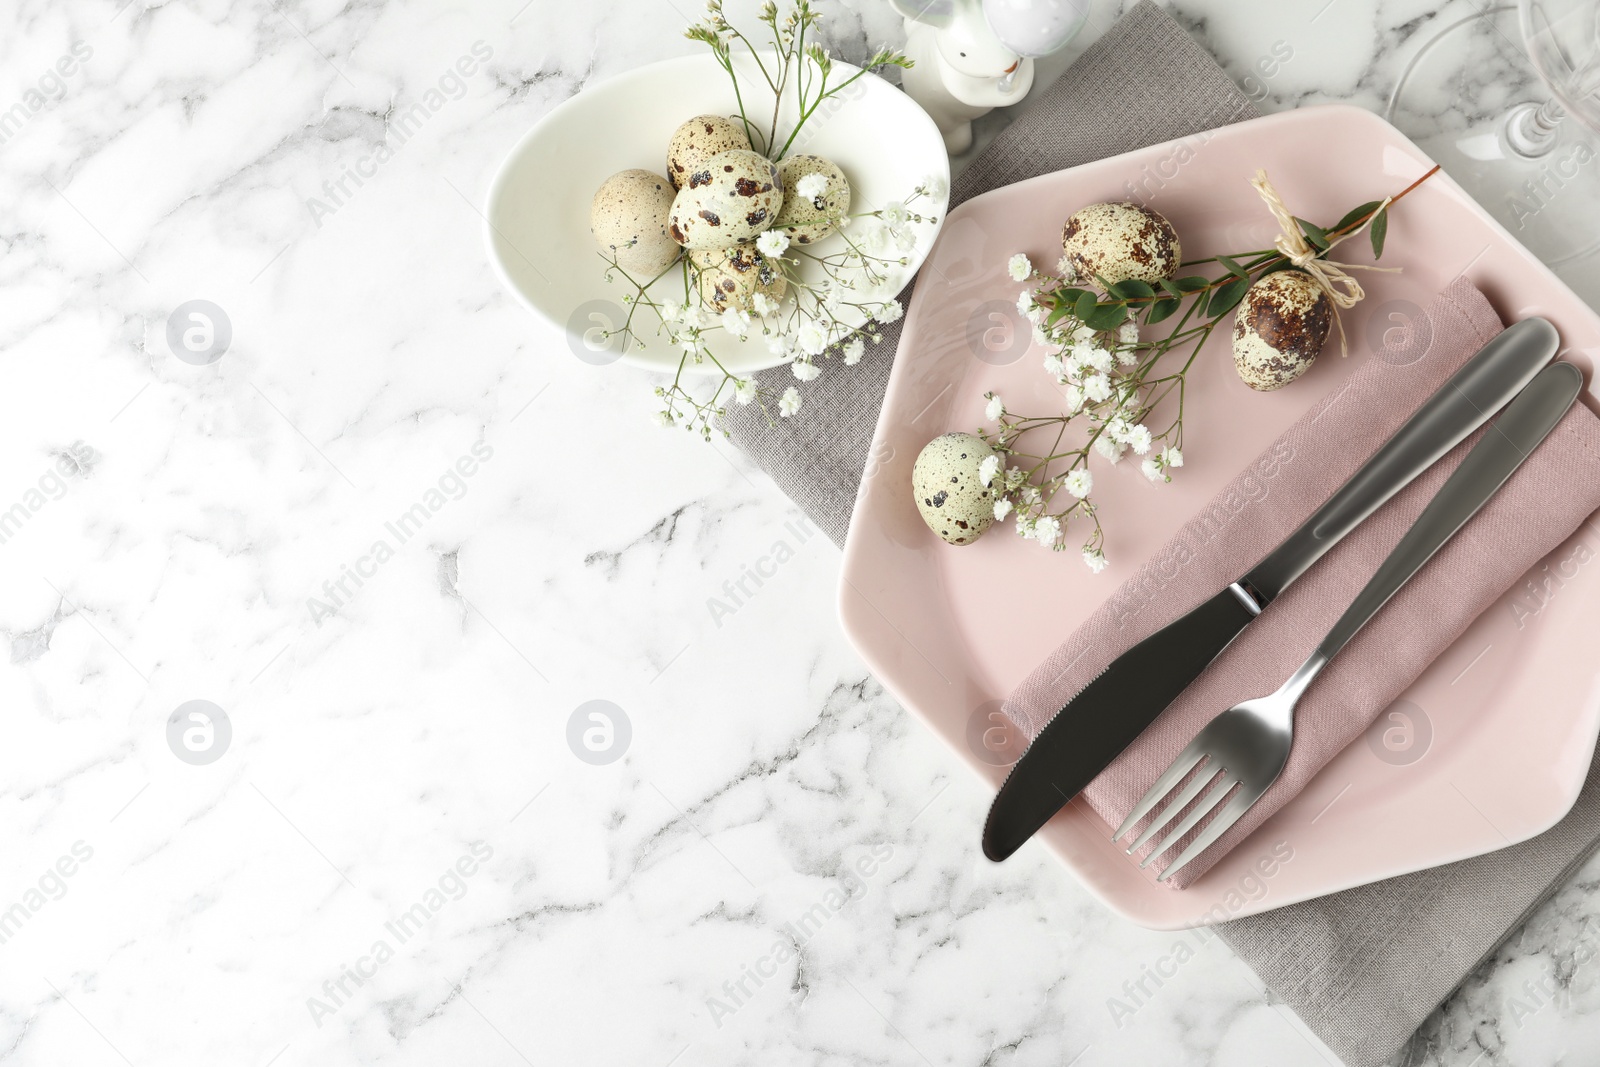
982, 316, 1562, 862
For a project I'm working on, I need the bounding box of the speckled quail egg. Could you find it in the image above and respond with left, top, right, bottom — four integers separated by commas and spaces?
667, 114, 753, 190
691, 245, 788, 313
667, 149, 784, 251
1232, 270, 1332, 391
589, 169, 681, 275
773, 155, 851, 245
912, 432, 1000, 546
1060, 202, 1182, 286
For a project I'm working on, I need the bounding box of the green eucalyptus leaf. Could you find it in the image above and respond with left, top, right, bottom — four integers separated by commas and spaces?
1296, 218, 1330, 251
1084, 301, 1129, 331
1371, 206, 1389, 259
1172, 275, 1211, 292
1217, 255, 1251, 280
1146, 296, 1182, 324
1158, 279, 1183, 297
1334, 200, 1384, 233
1207, 275, 1251, 317
1074, 290, 1098, 321
1110, 278, 1155, 300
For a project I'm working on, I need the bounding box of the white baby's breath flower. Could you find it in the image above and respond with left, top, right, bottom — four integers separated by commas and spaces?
1064, 468, 1093, 499
921, 173, 947, 198
757, 230, 790, 257
1127, 424, 1153, 455
1033, 515, 1061, 545
720, 308, 751, 338
792, 358, 820, 382
874, 299, 903, 324
779, 386, 802, 418
1116, 348, 1139, 367
734, 377, 758, 405
893, 226, 918, 253
796, 321, 828, 356
1084, 374, 1112, 403
1032, 325, 1051, 346
796, 173, 829, 200
993, 498, 1013, 521
1016, 290, 1036, 317
1161, 446, 1183, 468
1118, 321, 1140, 346
842, 337, 864, 365
978, 454, 1000, 487
1106, 418, 1132, 443
1005, 466, 1027, 490
1062, 385, 1085, 413
660, 299, 682, 322
1007, 254, 1032, 281
1141, 456, 1166, 482
1095, 435, 1126, 463
1042, 353, 1065, 379
1085, 347, 1114, 373
654, 410, 675, 427
751, 292, 778, 316
985, 394, 1005, 421
880, 201, 909, 227
1082, 548, 1109, 573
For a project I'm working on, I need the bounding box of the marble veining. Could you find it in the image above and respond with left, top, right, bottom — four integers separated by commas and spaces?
0, 1, 1596, 1065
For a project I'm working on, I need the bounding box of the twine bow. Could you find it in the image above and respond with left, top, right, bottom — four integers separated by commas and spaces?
1250, 168, 1400, 356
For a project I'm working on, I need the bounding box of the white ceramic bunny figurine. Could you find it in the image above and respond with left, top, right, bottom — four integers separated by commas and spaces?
890, 0, 1036, 154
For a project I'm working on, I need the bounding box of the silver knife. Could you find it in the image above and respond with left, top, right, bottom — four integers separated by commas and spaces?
982, 317, 1561, 862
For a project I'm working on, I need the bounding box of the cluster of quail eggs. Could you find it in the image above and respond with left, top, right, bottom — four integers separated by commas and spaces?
587, 115, 852, 316
909, 200, 1335, 548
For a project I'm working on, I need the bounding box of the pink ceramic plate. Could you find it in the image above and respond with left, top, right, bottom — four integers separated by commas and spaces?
839, 105, 1600, 930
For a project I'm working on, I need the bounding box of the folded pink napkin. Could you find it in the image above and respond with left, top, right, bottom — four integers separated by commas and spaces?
1003, 278, 1600, 888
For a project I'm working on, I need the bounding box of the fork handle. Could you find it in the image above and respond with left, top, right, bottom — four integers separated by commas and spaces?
1315, 362, 1582, 664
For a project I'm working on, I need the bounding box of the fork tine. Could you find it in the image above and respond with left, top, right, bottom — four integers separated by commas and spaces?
1124, 763, 1224, 855
1138, 774, 1238, 869
1155, 787, 1260, 884
1111, 741, 1211, 843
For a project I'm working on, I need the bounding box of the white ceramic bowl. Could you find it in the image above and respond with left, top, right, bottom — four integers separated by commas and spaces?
485, 51, 949, 375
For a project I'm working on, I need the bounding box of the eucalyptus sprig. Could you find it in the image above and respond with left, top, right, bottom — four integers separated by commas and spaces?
985, 165, 1443, 570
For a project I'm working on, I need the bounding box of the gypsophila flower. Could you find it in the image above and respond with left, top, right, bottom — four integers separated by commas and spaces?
1127, 425, 1153, 455
757, 230, 791, 257
792, 358, 820, 382
1118, 321, 1140, 346
1033, 515, 1061, 545
1043, 353, 1065, 379
985, 394, 1005, 420
1084, 346, 1114, 373
874, 299, 903, 324
779, 386, 802, 417
978, 454, 1000, 487
751, 292, 778, 316
1161, 446, 1183, 468
1106, 418, 1132, 443
842, 337, 864, 365
721, 308, 751, 338
1084, 374, 1112, 403
1063, 468, 1092, 498
1095, 435, 1126, 463
921, 173, 947, 198
993, 498, 1013, 521
1008, 254, 1032, 281
796, 321, 828, 356
881, 201, 909, 227
1083, 548, 1108, 573
1141, 456, 1166, 482
1017, 290, 1037, 317
655, 410, 675, 427
1062, 385, 1085, 413
734, 377, 758, 405
796, 173, 829, 200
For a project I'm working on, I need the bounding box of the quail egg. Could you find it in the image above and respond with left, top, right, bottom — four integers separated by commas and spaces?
668, 149, 784, 250
1232, 269, 1332, 391
773, 155, 851, 245
589, 169, 681, 275
691, 245, 788, 313
1060, 202, 1182, 286
912, 432, 1001, 546
667, 114, 753, 190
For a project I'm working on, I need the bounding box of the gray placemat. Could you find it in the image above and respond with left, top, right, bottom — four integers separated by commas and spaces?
722, 3, 1600, 1065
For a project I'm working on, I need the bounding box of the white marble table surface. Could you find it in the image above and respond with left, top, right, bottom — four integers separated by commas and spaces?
4, 1, 1599, 1065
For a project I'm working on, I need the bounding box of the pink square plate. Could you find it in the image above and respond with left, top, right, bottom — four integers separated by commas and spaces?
839, 104, 1600, 929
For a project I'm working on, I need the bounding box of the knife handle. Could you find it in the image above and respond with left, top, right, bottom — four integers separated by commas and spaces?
1315, 361, 1581, 660
1238, 317, 1559, 608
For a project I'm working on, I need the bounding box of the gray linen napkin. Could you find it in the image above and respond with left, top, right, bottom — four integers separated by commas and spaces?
724, 3, 1600, 1064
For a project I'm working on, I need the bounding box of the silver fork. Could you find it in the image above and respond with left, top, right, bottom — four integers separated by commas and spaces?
1112, 361, 1583, 884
